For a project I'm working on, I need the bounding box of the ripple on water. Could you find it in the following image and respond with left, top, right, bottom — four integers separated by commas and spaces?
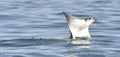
0, 38, 67, 47
0, 0, 120, 57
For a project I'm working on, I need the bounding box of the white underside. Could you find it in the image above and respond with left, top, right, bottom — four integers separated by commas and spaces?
63, 12, 91, 39
68, 19, 90, 39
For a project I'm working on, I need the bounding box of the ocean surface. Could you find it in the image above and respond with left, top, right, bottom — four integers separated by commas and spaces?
0, 0, 120, 57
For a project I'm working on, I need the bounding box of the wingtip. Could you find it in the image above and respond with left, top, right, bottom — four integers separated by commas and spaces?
63, 11, 76, 20
63, 11, 66, 14
63, 11, 70, 16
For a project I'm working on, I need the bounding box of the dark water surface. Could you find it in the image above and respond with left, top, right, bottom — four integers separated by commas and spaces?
0, 0, 120, 57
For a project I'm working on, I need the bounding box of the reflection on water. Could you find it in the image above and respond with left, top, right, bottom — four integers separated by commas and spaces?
69, 39, 91, 48
64, 39, 106, 57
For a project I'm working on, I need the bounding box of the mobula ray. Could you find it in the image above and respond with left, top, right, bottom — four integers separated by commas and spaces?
63, 12, 95, 39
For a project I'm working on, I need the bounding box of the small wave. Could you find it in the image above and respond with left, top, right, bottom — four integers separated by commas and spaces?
0, 38, 67, 47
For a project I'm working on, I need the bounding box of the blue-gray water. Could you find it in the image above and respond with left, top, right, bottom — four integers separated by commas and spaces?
0, 0, 120, 57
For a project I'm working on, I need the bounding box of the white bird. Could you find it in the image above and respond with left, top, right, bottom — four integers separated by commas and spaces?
63, 12, 95, 39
